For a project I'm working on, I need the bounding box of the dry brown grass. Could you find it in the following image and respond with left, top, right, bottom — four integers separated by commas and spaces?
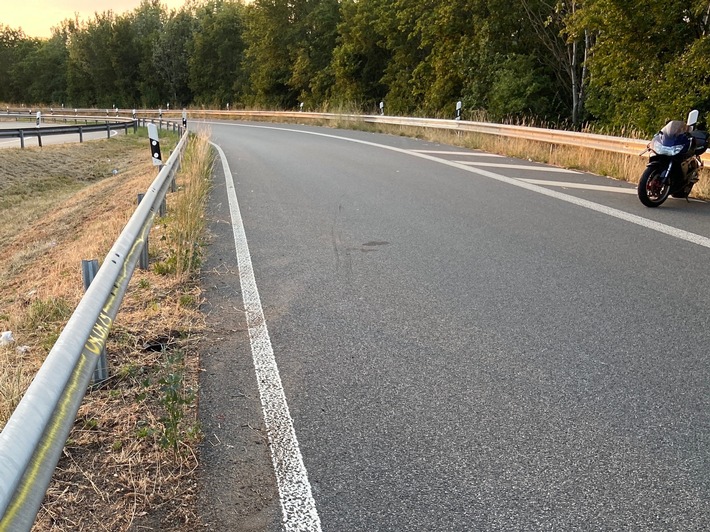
0, 137, 152, 425
156, 130, 214, 277
0, 130, 210, 530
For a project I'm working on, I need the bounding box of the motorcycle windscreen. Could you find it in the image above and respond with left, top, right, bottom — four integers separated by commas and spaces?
660, 120, 688, 139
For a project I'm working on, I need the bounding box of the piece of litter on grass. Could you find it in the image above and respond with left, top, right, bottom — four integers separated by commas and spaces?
0, 331, 15, 346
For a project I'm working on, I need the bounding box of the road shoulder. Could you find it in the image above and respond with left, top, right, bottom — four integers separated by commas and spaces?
197, 161, 281, 530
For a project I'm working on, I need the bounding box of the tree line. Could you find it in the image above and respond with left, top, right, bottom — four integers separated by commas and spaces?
2, 0, 710, 135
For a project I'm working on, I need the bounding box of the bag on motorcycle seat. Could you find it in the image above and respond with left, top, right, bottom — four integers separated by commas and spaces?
691, 130, 708, 155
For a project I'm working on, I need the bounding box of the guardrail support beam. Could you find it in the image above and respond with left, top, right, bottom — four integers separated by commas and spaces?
82, 259, 109, 384
137, 194, 149, 270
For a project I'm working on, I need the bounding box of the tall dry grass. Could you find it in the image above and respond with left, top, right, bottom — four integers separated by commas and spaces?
153, 130, 213, 277
0, 344, 29, 427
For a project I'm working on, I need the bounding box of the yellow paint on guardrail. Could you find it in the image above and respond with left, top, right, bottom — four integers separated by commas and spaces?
0, 353, 91, 531
0, 231, 150, 530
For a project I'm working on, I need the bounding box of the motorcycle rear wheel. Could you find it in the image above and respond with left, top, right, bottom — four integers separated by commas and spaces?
638, 167, 670, 207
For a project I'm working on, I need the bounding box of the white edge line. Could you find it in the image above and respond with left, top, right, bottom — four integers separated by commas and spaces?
202, 121, 710, 251
210, 141, 323, 532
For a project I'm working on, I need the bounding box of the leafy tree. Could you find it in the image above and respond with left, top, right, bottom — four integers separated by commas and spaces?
331, 0, 390, 110
243, 0, 300, 108
17, 30, 69, 105
130, 0, 168, 107
35, 28, 70, 105
520, 0, 589, 125
189, 0, 247, 107
110, 14, 143, 107
289, 0, 341, 108
5, 0, 710, 133
569, 0, 708, 133
0, 26, 40, 104
487, 54, 559, 120
66, 12, 117, 107
414, 0, 475, 116
154, 9, 196, 107
451, 0, 566, 122
376, 0, 431, 114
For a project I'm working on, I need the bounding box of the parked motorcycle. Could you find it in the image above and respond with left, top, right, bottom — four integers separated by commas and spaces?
638, 110, 708, 207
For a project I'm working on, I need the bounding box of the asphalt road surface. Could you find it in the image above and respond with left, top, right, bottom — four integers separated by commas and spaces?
197, 121, 710, 531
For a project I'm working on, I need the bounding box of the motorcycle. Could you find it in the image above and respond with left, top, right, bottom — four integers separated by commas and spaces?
638, 110, 708, 207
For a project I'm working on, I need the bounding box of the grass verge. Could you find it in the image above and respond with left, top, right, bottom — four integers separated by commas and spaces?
0, 129, 213, 530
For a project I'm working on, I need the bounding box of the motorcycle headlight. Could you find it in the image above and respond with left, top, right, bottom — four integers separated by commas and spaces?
652, 138, 685, 156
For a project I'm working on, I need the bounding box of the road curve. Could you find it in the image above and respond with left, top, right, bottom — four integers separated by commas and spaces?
197, 121, 710, 531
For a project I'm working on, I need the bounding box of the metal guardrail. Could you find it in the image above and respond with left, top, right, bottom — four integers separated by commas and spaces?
191, 109, 710, 163
0, 115, 134, 148
0, 129, 189, 531
4, 107, 677, 160
0, 114, 184, 148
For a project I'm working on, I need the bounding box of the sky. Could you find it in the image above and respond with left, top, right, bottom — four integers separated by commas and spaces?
4, 0, 189, 38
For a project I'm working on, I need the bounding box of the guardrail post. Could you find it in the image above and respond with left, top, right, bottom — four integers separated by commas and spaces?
37, 131, 42, 148
106, 123, 110, 138
82, 259, 109, 384
79, 126, 83, 143
19, 129, 25, 149
137, 194, 149, 270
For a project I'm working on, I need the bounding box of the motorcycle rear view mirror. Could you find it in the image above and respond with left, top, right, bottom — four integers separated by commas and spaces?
687, 109, 699, 127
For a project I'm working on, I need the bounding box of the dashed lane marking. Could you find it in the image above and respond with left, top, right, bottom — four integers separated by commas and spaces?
517, 178, 637, 194
411, 150, 503, 157
455, 160, 581, 173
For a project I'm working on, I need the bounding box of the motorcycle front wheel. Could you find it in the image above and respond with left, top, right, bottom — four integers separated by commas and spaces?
638, 167, 670, 207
